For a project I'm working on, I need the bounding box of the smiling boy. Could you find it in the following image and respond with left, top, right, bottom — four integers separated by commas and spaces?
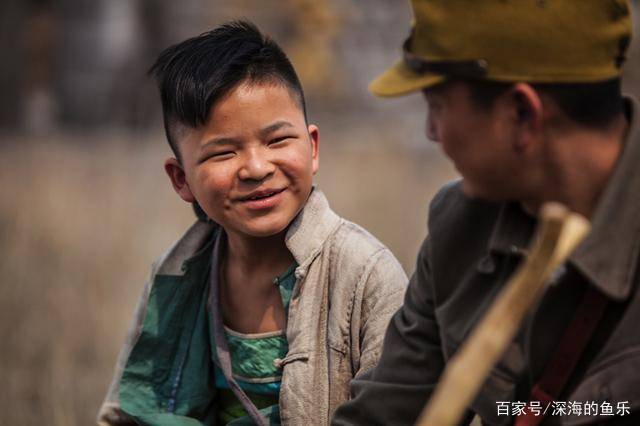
97, 21, 406, 425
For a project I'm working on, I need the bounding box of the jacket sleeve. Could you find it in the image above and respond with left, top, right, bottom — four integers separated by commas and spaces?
333, 236, 447, 426
96, 266, 155, 426
352, 248, 408, 377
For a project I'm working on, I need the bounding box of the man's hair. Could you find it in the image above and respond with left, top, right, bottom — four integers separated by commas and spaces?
464, 79, 624, 129
149, 20, 307, 161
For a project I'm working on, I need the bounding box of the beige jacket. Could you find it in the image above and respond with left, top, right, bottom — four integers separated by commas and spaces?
98, 188, 407, 425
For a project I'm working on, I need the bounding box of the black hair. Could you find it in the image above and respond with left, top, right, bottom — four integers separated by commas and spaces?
464, 79, 624, 129
149, 20, 307, 161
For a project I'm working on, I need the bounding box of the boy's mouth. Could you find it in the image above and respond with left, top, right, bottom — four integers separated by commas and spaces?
238, 187, 286, 202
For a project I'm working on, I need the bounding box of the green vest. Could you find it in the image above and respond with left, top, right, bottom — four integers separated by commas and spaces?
119, 229, 218, 425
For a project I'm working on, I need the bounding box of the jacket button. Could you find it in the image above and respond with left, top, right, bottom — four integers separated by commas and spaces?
273, 358, 283, 369
477, 255, 496, 274
598, 385, 611, 401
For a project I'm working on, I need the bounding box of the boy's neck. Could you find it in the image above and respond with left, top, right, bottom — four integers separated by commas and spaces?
224, 228, 294, 283
219, 228, 294, 334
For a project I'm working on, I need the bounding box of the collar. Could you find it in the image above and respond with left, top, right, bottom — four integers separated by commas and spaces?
488, 96, 640, 301
488, 202, 537, 258
156, 220, 217, 276
160, 187, 340, 278
285, 187, 341, 274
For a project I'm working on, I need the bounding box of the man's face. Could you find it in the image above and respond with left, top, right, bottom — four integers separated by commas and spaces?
168, 81, 319, 240
423, 81, 520, 200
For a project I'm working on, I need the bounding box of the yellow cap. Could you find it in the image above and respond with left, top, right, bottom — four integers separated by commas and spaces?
371, 0, 633, 97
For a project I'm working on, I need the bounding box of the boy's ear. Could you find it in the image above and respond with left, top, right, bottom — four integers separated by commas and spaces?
164, 157, 196, 203
308, 124, 320, 175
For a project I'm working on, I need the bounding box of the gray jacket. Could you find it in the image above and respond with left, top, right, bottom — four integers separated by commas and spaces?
333, 99, 640, 426
98, 188, 407, 425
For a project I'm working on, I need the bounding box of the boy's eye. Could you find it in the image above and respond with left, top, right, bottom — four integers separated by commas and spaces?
213, 151, 235, 158
201, 151, 235, 162
269, 136, 293, 145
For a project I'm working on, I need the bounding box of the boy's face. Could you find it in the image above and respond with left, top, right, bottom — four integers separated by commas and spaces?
165, 81, 319, 240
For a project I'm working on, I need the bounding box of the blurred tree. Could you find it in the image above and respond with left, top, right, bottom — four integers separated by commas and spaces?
1, 0, 637, 134
624, 0, 640, 95
56, 0, 143, 129
0, 0, 27, 131
24, 0, 56, 133
279, 0, 345, 100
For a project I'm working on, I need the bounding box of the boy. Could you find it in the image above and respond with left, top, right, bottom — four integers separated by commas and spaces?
97, 21, 406, 425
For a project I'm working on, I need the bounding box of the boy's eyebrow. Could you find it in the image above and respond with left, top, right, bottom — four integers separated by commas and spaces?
259, 120, 294, 137
201, 136, 238, 149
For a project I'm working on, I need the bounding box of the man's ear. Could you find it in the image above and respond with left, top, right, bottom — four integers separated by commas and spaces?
164, 157, 196, 203
507, 83, 543, 152
307, 124, 320, 175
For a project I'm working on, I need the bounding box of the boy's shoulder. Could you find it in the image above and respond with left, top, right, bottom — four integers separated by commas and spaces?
152, 220, 217, 276
324, 215, 407, 301
291, 188, 392, 266
330, 218, 389, 262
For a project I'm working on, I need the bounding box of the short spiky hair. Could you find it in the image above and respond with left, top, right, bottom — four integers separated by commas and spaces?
149, 20, 307, 161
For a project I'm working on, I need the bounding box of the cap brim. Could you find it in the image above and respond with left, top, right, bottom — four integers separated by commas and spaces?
369, 60, 446, 97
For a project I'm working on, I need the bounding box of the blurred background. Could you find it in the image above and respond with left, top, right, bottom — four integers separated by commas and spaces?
0, 1, 639, 424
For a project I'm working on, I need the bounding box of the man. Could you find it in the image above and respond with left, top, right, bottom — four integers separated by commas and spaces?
333, 1, 639, 425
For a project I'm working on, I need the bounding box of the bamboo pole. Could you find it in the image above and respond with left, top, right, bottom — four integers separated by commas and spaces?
416, 202, 590, 426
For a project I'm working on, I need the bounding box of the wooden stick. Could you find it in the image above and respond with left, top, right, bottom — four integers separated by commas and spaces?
416, 202, 590, 426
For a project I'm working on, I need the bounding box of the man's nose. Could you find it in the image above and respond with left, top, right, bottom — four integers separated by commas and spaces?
238, 147, 275, 181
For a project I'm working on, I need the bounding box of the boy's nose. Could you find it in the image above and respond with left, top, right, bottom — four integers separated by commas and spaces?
238, 148, 276, 181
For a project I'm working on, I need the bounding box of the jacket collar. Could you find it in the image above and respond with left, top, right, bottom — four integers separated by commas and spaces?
156, 220, 217, 276
488, 202, 537, 258
157, 187, 340, 277
488, 97, 640, 301
285, 187, 341, 272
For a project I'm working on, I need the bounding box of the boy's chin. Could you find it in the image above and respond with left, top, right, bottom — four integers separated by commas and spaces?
235, 219, 291, 239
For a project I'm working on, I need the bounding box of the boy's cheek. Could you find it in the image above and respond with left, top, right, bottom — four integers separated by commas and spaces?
280, 151, 316, 178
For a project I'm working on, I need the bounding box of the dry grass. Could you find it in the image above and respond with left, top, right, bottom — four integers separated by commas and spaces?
0, 131, 455, 425
0, 134, 193, 425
